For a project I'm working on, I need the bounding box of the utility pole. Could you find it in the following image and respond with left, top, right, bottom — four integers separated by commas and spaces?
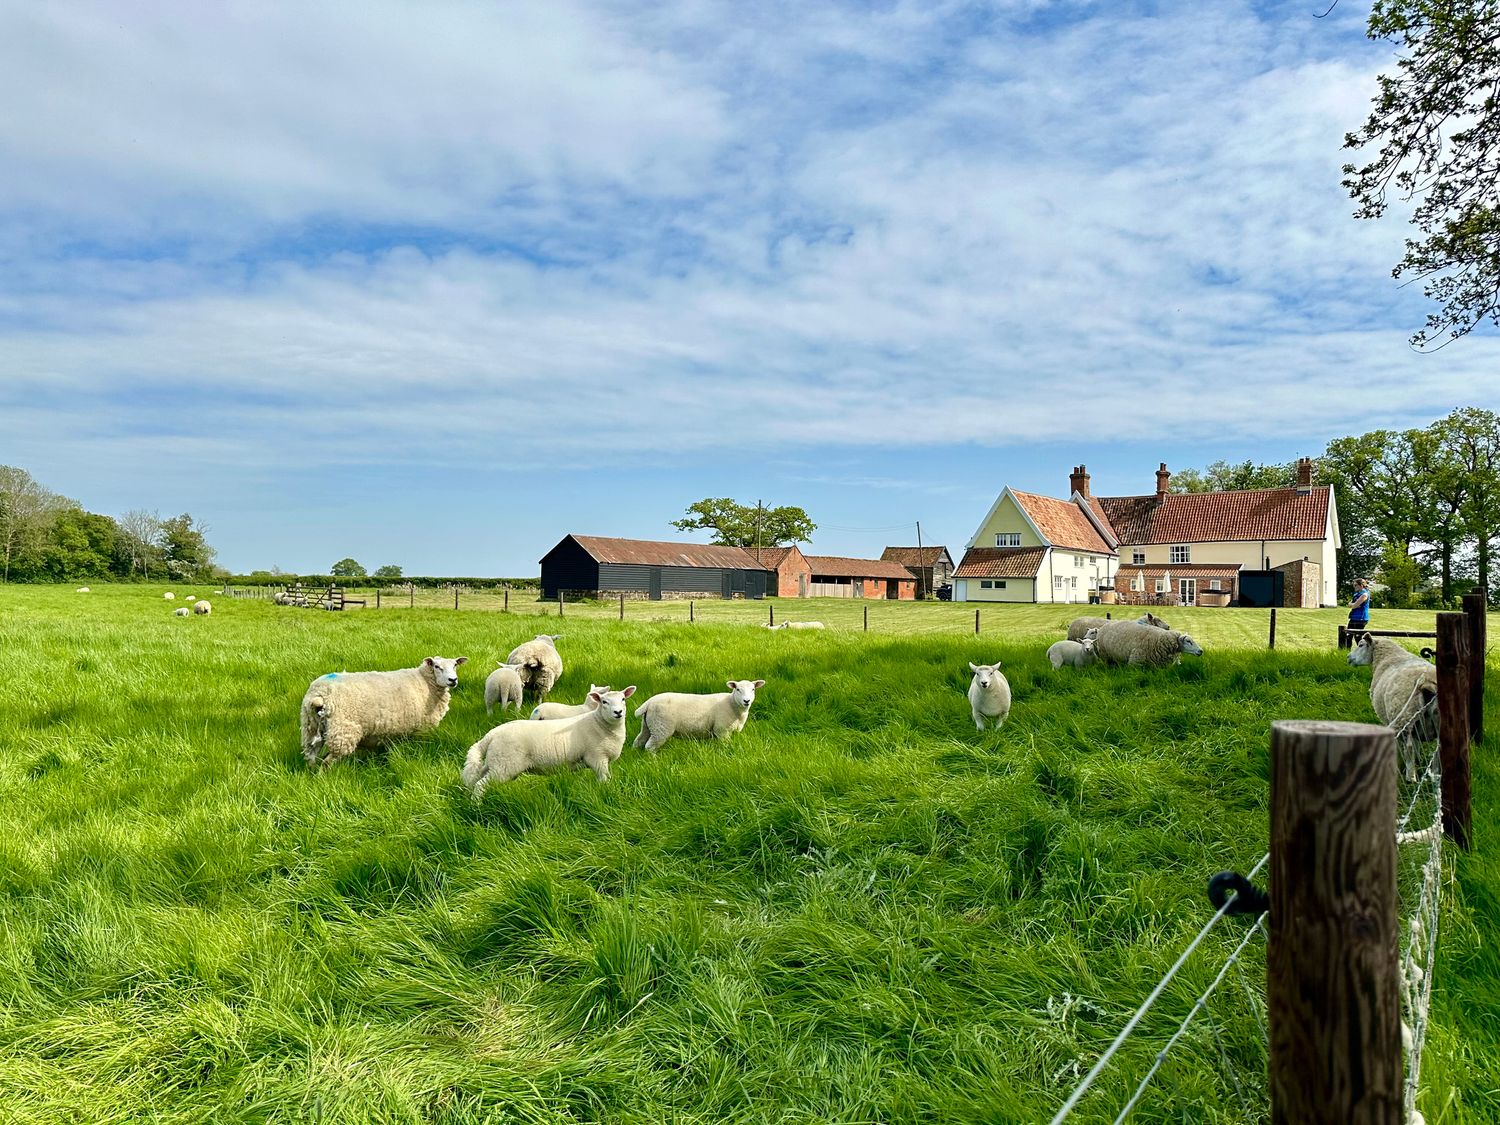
756, 499, 763, 563
916, 520, 925, 599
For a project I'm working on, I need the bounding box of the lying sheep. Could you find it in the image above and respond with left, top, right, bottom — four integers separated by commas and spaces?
1066, 611, 1169, 642
173, 607, 190, 617
163, 592, 175, 600
483, 663, 526, 716
762, 621, 825, 630
1091, 621, 1203, 667
75, 587, 90, 593
531, 685, 610, 721
1047, 634, 1097, 670
1347, 635, 1440, 752
632, 679, 765, 752
193, 600, 212, 616
300, 655, 468, 769
505, 634, 564, 700
967, 662, 1011, 730
462, 686, 637, 795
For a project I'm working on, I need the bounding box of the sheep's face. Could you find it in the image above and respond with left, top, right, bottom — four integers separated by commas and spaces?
1178, 634, 1203, 657
968, 662, 1003, 689
422, 656, 468, 689
727, 679, 764, 709
1347, 636, 1375, 667
1083, 628, 1100, 643
589, 685, 636, 721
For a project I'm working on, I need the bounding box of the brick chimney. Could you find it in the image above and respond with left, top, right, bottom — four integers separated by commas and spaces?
1069, 464, 1091, 499
1296, 456, 1313, 494
1155, 462, 1170, 499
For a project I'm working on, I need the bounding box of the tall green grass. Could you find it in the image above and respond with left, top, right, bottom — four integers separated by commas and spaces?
0, 585, 1492, 1123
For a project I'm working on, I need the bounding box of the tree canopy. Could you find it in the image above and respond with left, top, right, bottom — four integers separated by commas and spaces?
671, 498, 817, 548
331, 558, 367, 578
1344, 0, 1500, 346
373, 564, 403, 580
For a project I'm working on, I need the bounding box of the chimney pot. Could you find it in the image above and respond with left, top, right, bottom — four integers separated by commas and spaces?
1155, 463, 1171, 498
1069, 464, 1091, 499
1296, 457, 1313, 492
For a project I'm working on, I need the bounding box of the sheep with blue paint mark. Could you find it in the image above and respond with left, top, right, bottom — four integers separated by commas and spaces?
299, 656, 468, 769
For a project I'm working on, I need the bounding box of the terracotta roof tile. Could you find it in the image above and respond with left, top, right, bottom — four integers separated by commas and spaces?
953, 547, 1047, 578
1010, 490, 1115, 554
754, 546, 800, 570
803, 554, 917, 580
881, 546, 952, 566
1097, 487, 1331, 544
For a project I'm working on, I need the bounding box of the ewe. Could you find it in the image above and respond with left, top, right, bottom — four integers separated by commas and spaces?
300, 656, 467, 769
505, 634, 564, 701
1066, 612, 1169, 643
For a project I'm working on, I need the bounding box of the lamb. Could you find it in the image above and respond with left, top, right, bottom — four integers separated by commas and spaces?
193, 600, 212, 615
531, 685, 610, 720
505, 634, 564, 700
1047, 634, 1098, 670
967, 662, 1011, 730
1066, 612, 1169, 642
173, 607, 190, 617
163, 592, 175, 600
1091, 621, 1203, 667
462, 686, 637, 795
1347, 635, 1440, 751
299, 655, 468, 769
762, 621, 825, 630
482, 662, 526, 716
632, 679, 765, 752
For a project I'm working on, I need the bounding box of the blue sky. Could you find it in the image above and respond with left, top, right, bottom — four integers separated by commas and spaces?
3, 0, 1497, 576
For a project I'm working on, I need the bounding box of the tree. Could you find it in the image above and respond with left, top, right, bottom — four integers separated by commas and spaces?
331, 557, 367, 577
670, 499, 817, 548
44, 509, 118, 581
0, 466, 69, 582
1344, 1, 1500, 347
373, 564, 403, 580
159, 513, 216, 580
116, 508, 163, 578
1169, 459, 1299, 494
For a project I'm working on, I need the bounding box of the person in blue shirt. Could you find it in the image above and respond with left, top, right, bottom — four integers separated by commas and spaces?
1348, 578, 1371, 631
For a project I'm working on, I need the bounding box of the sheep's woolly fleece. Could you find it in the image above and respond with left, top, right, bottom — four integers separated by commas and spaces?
300, 656, 467, 769
633, 680, 765, 752
1091, 621, 1203, 667
505, 635, 564, 700
1066, 612, 1169, 642
1347, 636, 1439, 740
463, 686, 637, 795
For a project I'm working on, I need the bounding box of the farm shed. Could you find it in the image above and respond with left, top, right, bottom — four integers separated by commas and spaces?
880, 546, 954, 598
539, 535, 769, 601
755, 546, 813, 597
801, 554, 917, 599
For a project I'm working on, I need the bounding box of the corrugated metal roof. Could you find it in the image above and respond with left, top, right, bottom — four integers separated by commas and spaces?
803, 554, 917, 579
568, 535, 765, 570
952, 547, 1047, 578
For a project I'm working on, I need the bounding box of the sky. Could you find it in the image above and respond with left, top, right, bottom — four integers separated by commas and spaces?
3, 0, 1497, 576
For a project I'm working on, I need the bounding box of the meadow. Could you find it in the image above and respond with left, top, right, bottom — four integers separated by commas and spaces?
0, 585, 1493, 1124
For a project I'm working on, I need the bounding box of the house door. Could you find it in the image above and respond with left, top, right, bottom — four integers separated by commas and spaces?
1179, 578, 1196, 605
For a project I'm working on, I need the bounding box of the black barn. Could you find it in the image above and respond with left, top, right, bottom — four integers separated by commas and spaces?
540, 535, 769, 600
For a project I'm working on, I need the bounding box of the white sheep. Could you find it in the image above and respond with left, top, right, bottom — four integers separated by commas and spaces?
193, 600, 212, 615
632, 679, 765, 752
163, 592, 175, 600
273, 591, 291, 605
462, 686, 637, 795
1047, 634, 1097, 670
299, 655, 468, 769
1091, 621, 1203, 666
173, 607, 190, 617
505, 634, 564, 700
75, 587, 90, 593
967, 662, 1011, 730
1066, 612, 1169, 642
762, 621, 825, 630
531, 685, 610, 721
483, 662, 526, 716
1347, 635, 1440, 753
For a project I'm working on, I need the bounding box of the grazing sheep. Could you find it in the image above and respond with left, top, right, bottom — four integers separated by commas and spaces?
163, 592, 175, 600
173, 607, 190, 617
1047, 635, 1098, 670
531, 685, 611, 721
632, 679, 765, 752
1091, 621, 1203, 667
762, 620, 825, 630
273, 591, 290, 605
483, 662, 526, 716
505, 634, 564, 701
462, 686, 637, 795
193, 600, 212, 616
299, 655, 468, 769
1066, 612, 1169, 642
967, 662, 1011, 730
75, 587, 90, 593
1347, 635, 1440, 754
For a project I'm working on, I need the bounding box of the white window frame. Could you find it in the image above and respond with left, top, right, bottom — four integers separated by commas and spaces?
1209, 579, 1221, 592
1170, 544, 1191, 564
1054, 575, 1064, 589
1155, 578, 1167, 594
1070, 576, 1078, 588
1132, 550, 1146, 565
1131, 574, 1145, 592
995, 532, 1021, 547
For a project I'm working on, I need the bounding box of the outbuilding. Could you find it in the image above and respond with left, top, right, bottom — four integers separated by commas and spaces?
540, 535, 770, 600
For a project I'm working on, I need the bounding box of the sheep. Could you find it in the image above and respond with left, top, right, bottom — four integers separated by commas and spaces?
273, 592, 291, 605
632, 679, 765, 752
1066, 611, 1169, 642
505, 634, 564, 700
1047, 634, 1098, 670
173, 607, 190, 617
1347, 635, 1440, 768
193, 600, 212, 616
163, 592, 175, 600
299, 655, 468, 769
462, 686, 637, 795
482, 662, 526, 716
531, 685, 610, 721
967, 662, 1011, 730
75, 587, 90, 593
1091, 621, 1203, 667
762, 620, 825, 630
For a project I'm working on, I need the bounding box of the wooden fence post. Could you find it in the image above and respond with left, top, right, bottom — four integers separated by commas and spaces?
504, 588, 509, 612
619, 592, 624, 621
974, 608, 980, 635
454, 587, 459, 611
1269, 606, 1277, 650
559, 592, 564, 617
1437, 613, 1473, 850
1462, 590, 1486, 744
769, 604, 774, 627
690, 599, 694, 623
1338, 624, 1348, 650
376, 588, 381, 609
1268, 719, 1401, 1125
863, 605, 868, 632
409, 586, 414, 609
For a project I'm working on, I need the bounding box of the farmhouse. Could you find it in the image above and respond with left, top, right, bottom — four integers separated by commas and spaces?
540, 535, 770, 600
880, 546, 954, 598
952, 460, 1341, 607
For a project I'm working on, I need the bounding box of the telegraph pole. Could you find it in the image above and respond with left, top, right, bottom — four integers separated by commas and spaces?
756, 499, 763, 563
916, 520, 925, 598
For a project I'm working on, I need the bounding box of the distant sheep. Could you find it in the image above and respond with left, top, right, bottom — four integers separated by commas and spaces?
632, 679, 765, 752
1047, 634, 1097, 670
1066, 612, 1169, 642
163, 592, 175, 600
75, 587, 90, 593
193, 600, 212, 615
1347, 635, 1439, 764
762, 621, 825, 630
483, 663, 526, 716
462, 686, 637, 795
505, 634, 564, 700
967, 662, 1011, 730
531, 685, 610, 721
299, 655, 468, 769
173, 607, 190, 617
1092, 621, 1203, 667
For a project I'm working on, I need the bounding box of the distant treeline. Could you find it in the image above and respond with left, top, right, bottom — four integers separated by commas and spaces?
227, 574, 542, 590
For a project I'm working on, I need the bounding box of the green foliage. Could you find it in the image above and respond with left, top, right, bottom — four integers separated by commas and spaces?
42, 509, 117, 581
1169, 459, 1297, 494
671, 497, 817, 547
373, 564, 403, 580
158, 513, 216, 581
331, 557, 368, 578
1344, 0, 1500, 346
1376, 542, 1426, 607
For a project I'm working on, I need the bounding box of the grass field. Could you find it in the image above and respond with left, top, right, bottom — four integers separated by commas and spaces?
0, 585, 1494, 1124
